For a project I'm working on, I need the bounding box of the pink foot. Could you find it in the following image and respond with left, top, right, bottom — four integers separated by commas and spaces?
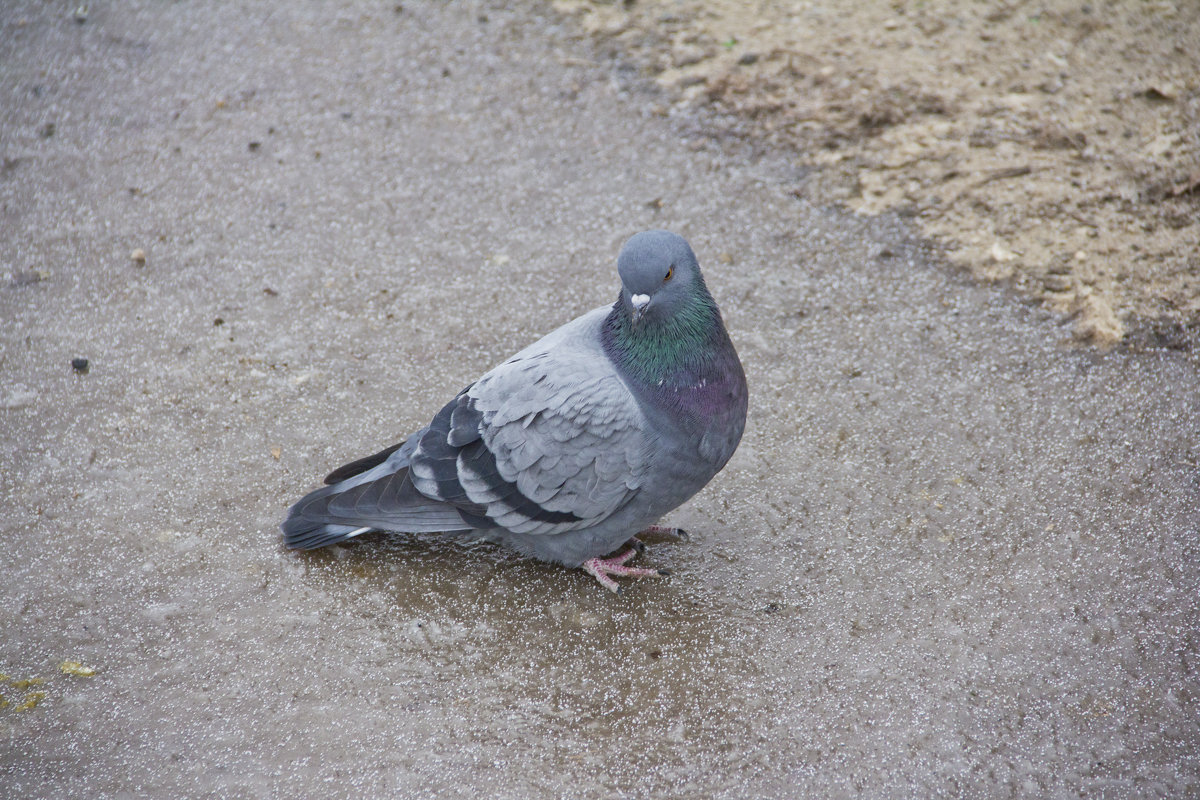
582, 548, 670, 593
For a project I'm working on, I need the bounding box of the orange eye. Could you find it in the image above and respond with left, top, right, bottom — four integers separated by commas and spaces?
664, 266, 674, 282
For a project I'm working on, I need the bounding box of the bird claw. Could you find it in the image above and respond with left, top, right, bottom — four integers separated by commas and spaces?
637, 524, 689, 542
582, 549, 669, 593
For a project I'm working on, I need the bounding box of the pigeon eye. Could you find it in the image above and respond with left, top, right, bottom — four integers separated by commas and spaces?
664, 266, 674, 282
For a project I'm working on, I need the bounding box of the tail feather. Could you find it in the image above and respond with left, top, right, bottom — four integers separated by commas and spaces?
283, 523, 373, 551
323, 438, 411, 485
281, 459, 469, 550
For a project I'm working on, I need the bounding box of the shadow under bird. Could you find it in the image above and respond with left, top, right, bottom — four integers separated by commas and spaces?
281, 230, 748, 591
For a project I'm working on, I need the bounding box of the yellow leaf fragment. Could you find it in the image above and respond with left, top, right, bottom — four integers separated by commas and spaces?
16, 691, 46, 711
60, 661, 96, 677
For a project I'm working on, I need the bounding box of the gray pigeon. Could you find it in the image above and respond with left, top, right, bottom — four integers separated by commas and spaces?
282, 230, 747, 591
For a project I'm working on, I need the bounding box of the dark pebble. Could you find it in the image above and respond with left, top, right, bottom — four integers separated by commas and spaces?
71, 358, 89, 374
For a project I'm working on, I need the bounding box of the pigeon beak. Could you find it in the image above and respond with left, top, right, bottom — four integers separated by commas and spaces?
630, 293, 650, 324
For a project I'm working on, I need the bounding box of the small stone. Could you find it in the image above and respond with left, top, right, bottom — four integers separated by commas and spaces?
1043, 273, 1072, 292
1143, 83, 1178, 101
71, 358, 89, 374
10, 268, 50, 286
1072, 294, 1124, 346
990, 242, 1016, 262
671, 44, 709, 68
130, 248, 146, 264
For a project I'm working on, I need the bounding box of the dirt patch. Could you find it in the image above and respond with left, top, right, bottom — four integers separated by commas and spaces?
554, 0, 1200, 346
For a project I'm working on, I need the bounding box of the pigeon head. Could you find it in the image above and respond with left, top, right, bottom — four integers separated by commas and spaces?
617, 230, 706, 326
602, 230, 743, 427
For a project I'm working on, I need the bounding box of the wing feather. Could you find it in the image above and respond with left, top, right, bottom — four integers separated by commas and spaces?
405, 317, 647, 537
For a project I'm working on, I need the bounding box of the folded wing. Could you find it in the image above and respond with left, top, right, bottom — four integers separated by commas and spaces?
409, 347, 648, 536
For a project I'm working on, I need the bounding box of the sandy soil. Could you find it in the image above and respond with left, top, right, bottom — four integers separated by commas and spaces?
554, 0, 1200, 346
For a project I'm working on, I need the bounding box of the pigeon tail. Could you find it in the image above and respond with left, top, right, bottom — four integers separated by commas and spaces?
281, 519, 373, 550
281, 460, 471, 550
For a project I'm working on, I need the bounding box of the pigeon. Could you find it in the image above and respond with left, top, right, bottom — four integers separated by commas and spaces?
282, 230, 748, 591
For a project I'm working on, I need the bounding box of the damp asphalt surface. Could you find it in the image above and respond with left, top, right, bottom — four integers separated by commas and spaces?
2, 2, 1198, 797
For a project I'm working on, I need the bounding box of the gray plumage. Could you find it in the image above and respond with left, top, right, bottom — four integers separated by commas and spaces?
282, 230, 747, 585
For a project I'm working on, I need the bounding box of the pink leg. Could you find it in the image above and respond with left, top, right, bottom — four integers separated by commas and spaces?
582, 548, 670, 593
638, 524, 689, 541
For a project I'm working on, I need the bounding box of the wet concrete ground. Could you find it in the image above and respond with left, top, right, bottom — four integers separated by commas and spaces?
2, 1, 1198, 797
